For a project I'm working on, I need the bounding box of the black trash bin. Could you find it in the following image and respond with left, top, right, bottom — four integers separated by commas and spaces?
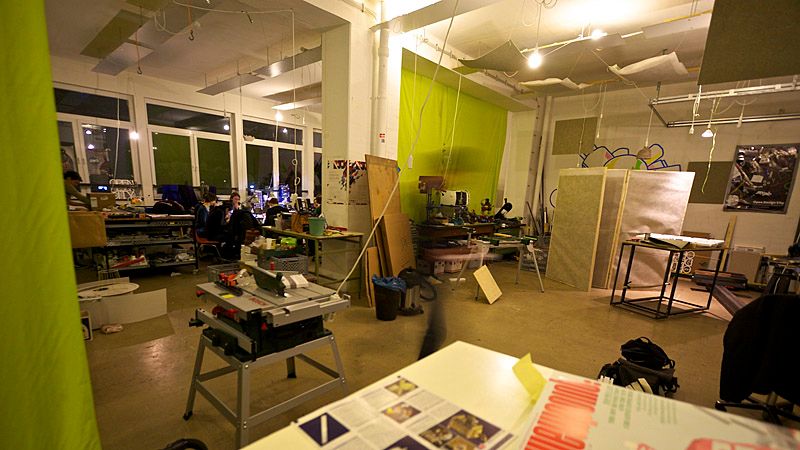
374, 285, 402, 321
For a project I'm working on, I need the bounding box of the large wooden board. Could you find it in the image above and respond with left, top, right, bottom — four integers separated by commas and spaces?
474, 265, 502, 304
592, 170, 629, 289
610, 171, 695, 287
546, 168, 606, 291
380, 213, 416, 276
365, 247, 380, 307
365, 155, 402, 222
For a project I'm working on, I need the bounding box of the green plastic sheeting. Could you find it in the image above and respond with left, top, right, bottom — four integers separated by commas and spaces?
0, 2, 101, 449
398, 69, 507, 222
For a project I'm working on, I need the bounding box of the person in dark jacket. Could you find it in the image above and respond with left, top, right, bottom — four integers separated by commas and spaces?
194, 193, 217, 238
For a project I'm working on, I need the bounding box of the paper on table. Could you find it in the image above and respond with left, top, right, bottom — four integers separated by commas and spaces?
513, 353, 547, 402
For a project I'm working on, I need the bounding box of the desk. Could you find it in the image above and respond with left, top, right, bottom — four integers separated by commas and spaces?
611, 240, 725, 319
245, 341, 798, 449
262, 227, 364, 295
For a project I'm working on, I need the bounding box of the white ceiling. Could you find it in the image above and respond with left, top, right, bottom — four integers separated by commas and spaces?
424, 0, 715, 87
45, 0, 343, 96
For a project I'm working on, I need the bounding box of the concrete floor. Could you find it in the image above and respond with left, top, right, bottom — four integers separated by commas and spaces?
80, 261, 745, 449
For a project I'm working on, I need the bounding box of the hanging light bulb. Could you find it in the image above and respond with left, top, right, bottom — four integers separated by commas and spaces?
87, 144, 95, 150
85, 129, 92, 135
275, 111, 284, 122
527, 49, 543, 69
701, 126, 714, 138
590, 29, 607, 40
129, 130, 140, 140
223, 123, 230, 131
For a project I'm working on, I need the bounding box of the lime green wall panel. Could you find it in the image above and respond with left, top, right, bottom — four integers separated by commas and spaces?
0, 2, 101, 449
398, 69, 507, 222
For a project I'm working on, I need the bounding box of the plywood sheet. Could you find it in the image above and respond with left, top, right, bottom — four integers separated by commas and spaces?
365, 155, 401, 221
473, 265, 502, 304
592, 170, 629, 289
688, 161, 734, 204
380, 213, 416, 276
552, 117, 597, 155
610, 171, 695, 287
365, 247, 380, 307
546, 168, 606, 291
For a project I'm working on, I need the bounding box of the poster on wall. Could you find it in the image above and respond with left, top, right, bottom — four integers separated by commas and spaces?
723, 143, 799, 213
325, 159, 369, 206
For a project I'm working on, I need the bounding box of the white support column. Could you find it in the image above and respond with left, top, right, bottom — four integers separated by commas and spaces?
321, 21, 374, 233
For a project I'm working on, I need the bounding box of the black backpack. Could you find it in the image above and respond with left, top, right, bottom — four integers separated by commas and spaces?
598, 337, 679, 396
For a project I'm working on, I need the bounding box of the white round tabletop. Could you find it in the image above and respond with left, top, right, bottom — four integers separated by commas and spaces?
78, 282, 140, 298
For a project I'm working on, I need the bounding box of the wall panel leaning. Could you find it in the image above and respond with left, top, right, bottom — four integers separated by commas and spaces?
546, 168, 606, 291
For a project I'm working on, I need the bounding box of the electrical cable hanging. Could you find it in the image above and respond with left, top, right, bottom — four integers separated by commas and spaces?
441, 74, 463, 188
700, 97, 721, 193
335, 0, 461, 296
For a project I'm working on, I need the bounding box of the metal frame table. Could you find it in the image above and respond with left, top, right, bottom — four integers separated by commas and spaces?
610, 240, 725, 319
262, 227, 364, 296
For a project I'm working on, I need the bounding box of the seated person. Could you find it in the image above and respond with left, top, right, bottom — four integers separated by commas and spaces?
228, 191, 260, 246
64, 170, 90, 209
194, 193, 217, 239
264, 197, 289, 227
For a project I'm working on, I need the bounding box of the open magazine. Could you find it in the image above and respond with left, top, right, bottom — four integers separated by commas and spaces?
516, 372, 800, 450
295, 376, 513, 450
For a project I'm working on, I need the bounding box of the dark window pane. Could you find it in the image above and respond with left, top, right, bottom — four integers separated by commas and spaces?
279, 148, 302, 191
197, 138, 232, 194
277, 126, 303, 145
313, 131, 322, 148
59, 121, 78, 173
82, 124, 133, 184
147, 104, 229, 135
152, 133, 192, 186
243, 120, 277, 141
246, 144, 273, 190
314, 152, 322, 196
54, 88, 130, 121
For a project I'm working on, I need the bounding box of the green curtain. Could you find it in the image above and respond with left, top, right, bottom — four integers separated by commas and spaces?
398, 68, 508, 222
0, 2, 101, 449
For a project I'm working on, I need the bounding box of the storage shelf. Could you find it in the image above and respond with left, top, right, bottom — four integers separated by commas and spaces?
105, 238, 193, 247
105, 222, 192, 229
151, 260, 197, 268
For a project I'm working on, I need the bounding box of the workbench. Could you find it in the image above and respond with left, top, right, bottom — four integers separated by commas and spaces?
262, 226, 364, 295
610, 240, 726, 319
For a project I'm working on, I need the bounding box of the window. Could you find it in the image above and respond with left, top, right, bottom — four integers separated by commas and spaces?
59, 121, 78, 173
152, 132, 192, 185
314, 152, 322, 197
246, 144, 273, 190
82, 124, 134, 183
313, 130, 322, 148
197, 137, 232, 194
147, 104, 230, 135
54, 88, 130, 121
243, 119, 302, 144
279, 148, 302, 189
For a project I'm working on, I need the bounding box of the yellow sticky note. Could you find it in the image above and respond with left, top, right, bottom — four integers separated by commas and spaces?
513, 353, 547, 402
220, 293, 234, 299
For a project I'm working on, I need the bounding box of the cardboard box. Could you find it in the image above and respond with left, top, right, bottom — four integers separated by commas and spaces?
88, 193, 116, 211
68, 211, 108, 248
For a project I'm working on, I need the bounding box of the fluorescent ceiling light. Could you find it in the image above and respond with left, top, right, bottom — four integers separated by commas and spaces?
590, 29, 607, 40
701, 127, 714, 138
271, 97, 322, 111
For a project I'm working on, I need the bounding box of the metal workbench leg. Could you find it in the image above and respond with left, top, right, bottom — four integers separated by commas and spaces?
707, 250, 724, 309
654, 251, 675, 318
183, 336, 207, 420
619, 245, 636, 304
286, 357, 297, 379
531, 247, 545, 293
515, 244, 523, 284
329, 335, 349, 394
665, 251, 685, 317
236, 363, 251, 448
610, 244, 627, 304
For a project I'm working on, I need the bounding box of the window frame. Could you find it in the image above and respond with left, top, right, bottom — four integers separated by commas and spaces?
242, 116, 304, 196
147, 124, 234, 190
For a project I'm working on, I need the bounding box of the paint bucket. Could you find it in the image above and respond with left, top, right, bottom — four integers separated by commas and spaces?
308, 217, 326, 236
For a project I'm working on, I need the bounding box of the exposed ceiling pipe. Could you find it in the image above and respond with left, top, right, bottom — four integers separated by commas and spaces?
371, 0, 390, 157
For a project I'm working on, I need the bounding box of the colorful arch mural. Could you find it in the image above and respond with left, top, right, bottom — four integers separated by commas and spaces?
580, 144, 681, 171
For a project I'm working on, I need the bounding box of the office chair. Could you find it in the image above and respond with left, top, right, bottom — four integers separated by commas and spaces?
714, 294, 800, 424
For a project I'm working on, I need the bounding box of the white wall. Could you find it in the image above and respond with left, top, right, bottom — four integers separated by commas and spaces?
541, 82, 800, 253
50, 55, 321, 203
